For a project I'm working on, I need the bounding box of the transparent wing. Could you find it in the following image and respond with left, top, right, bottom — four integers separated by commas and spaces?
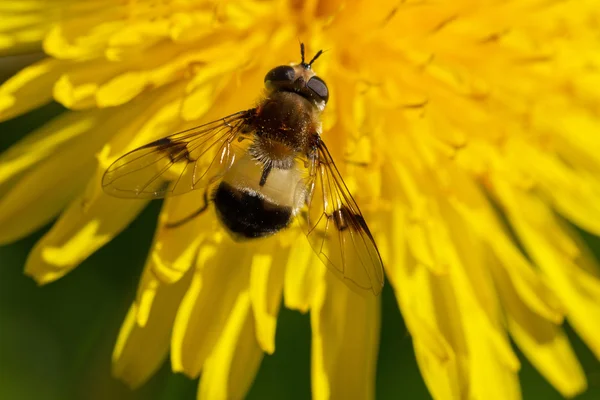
102, 109, 255, 199
298, 140, 384, 295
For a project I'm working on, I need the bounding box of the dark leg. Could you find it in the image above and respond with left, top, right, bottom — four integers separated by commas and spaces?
165, 190, 210, 229
259, 163, 272, 186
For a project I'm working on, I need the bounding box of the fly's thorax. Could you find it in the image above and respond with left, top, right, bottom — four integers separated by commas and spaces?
254, 91, 321, 154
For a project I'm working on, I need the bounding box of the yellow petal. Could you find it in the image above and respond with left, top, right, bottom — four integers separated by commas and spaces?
134, 266, 162, 329
171, 238, 255, 377
52, 42, 188, 109
440, 206, 521, 400
467, 326, 522, 400
311, 272, 380, 400
536, 107, 600, 176
98, 43, 203, 107
394, 260, 468, 399
0, 28, 43, 56
43, 14, 122, 60
490, 237, 565, 325
112, 267, 192, 388
0, 1, 68, 56
198, 290, 263, 400
283, 232, 324, 313
135, 195, 219, 327
168, 10, 214, 42
390, 207, 522, 400
514, 217, 600, 359
450, 208, 524, 363
249, 239, 286, 354
381, 173, 459, 374
150, 193, 218, 284
0, 58, 67, 122
107, 20, 169, 51
180, 83, 217, 122
52, 62, 120, 110
499, 186, 600, 359
104, 81, 187, 154
413, 341, 461, 400
24, 171, 147, 284
0, 108, 109, 190
21, 86, 180, 280
451, 169, 565, 323
0, 110, 116, 245
493, 259, 587, 397
507, 138, 600, 236
95, 72, 151, 108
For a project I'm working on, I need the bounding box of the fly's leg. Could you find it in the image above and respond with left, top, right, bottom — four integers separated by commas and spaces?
165, 190, 210, 229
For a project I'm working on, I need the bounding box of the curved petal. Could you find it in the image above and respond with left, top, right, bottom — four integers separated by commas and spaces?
198, 290, 263, 400
507, 194, 600, 359
311, 271, 380, 400
149, 193, 216, 284
0, 108, 108, 187
24, 178, 147, 284
112, 266, 193, 388
135, 195, 219, 327
413, 340, 460, 400
0, 109, 114, 245
283, 231, 324, 313
22, 82, 189, 283
0, 1, 78, 56
492, 257, 587, 397
249, 237, 287, 355
171, 237, 256, 377
0, 58, 67, 121
383, 172, 522, 400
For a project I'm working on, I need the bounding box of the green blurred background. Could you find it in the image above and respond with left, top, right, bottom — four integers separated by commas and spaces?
0, 62, 599, 400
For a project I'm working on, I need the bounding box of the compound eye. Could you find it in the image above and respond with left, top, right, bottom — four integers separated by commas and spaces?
264, 65, 295, 84
307, 76, 329, 103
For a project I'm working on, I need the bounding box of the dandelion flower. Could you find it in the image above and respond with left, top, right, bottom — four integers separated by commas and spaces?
1, 0, 600, 399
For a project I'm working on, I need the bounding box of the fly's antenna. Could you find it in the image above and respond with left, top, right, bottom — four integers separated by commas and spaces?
308, 49, 324, 67
300, 42, 324, 69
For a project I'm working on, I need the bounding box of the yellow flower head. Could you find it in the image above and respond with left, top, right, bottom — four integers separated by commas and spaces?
1, 0, 600, 399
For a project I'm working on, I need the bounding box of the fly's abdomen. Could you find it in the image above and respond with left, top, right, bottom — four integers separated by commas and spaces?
213, 153, 303, 240
214, 182, 292, 239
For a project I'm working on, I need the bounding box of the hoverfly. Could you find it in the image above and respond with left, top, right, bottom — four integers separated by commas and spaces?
102, 44, 384, 295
